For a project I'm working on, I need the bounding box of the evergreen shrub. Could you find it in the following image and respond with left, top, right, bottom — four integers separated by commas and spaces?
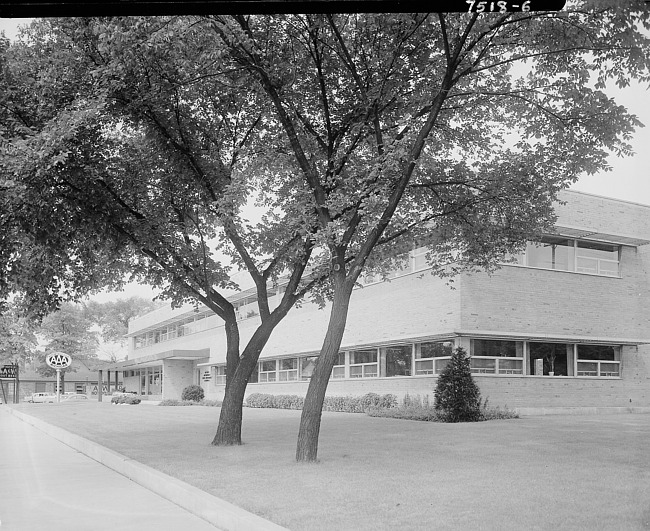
434, 347, 482, 422
181, 385, 205, 402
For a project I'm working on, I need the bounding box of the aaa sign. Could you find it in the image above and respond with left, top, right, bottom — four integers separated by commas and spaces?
46, 352, 72, 369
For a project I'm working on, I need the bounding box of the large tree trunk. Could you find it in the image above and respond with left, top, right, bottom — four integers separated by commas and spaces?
212, 373, 247, 445
212, 316, 284, 446
296, 279, 354, 462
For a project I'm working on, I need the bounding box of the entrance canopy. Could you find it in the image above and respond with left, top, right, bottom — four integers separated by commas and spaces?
105, 349, 210, 370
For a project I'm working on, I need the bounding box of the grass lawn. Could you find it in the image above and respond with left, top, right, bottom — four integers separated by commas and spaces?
11, 402, 650, 531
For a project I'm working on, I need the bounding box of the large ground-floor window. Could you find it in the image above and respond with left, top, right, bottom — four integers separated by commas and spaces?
415, 341, 454, 375
470, 339, 524, 375
386, 345, 412, 377
529, 342, 571, 376
576, 344, 621, 377
208, 338, 622, 385
350, 349, 379, 378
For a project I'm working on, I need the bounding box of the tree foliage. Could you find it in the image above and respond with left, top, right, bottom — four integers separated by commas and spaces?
35, 302, 99, 378
84, 297, 162, 345
0, 299, 38, 366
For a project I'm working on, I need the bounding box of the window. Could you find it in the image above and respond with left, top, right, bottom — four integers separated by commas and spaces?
360, 247, 429, 285
349, 349, 378, 378
577, 345, 620, 377
259, 360, 277, 382
332, 353, 346, 379
214, 366, 226, 385
386, 345, 412, 377
576, 241, 619, 276
412, 248, 428, 272
529, 342, 570, 376
278, 358, 298, 381
471, 339, 523, 375
415, 341, 453, 375
513, 237, 620, 277
301, 356, 318, 380
526, 237, 573, 271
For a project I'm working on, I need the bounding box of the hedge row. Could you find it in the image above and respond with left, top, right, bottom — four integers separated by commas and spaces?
246, 392, 398, 413
158, 399, 222, 407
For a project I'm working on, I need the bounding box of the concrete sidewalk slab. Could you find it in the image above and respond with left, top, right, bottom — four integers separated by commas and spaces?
0, 407, 221, 531
1, 407, 287, 531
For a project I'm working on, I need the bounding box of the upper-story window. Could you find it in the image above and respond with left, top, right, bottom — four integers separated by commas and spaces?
512, 237, 620, 277
133, 311, 213, 350
361, 247, 430, 285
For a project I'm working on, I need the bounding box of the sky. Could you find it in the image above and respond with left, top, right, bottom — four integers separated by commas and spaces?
1, 15, 649, 304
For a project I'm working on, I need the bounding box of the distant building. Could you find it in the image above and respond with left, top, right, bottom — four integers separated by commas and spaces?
105, 190, 650, 412
15, 359, 117, 400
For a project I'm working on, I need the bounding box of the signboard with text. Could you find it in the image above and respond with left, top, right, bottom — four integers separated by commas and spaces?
0, 365, 17, 379
46, 352, 72, 369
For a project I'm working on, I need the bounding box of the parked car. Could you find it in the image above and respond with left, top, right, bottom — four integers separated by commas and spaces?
61, 394, 89, 401
29, 392, 56, 403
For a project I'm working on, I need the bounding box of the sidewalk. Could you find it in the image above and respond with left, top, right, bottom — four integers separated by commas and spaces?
0, 407, 221, 531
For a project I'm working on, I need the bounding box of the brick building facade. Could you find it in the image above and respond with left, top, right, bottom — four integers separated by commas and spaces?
109, 190, 650, 412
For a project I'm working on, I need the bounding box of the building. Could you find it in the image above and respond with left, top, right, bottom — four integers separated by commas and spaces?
10, 359, 116, 401
106, 190, 650, 412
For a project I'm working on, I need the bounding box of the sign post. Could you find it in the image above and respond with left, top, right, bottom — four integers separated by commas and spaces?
45, 352, 72, 403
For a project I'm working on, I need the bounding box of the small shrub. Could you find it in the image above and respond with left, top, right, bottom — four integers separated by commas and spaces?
159, 399, 182, 406
200, 399, 222, 407
181, 385, 205, 402
434, 346, 482, 422
111, 396, 141, 405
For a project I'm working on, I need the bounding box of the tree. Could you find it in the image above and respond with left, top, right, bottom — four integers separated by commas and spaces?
0, 299, 38, 367
203, 6, 649, 461
0, 17, 326, 445
2, 7, 648, 460
85, 297, 162, 344
434, 347, 482, 422
35, 302, 99, 389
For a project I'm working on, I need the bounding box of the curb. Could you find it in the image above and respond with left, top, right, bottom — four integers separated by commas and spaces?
6, 407, 288, 531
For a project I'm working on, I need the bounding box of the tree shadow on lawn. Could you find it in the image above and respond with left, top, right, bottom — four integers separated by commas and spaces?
15, 403, 650, 531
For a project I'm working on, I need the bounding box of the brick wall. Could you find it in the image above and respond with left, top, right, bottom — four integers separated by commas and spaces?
200, 270, 461, 365
556, 190, 650, 239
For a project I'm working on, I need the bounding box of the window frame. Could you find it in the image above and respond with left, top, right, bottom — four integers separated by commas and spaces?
510, 237, 621, 278
470, 339, 524, 375
415, 341, 454, 375
349, 349, 379, 378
